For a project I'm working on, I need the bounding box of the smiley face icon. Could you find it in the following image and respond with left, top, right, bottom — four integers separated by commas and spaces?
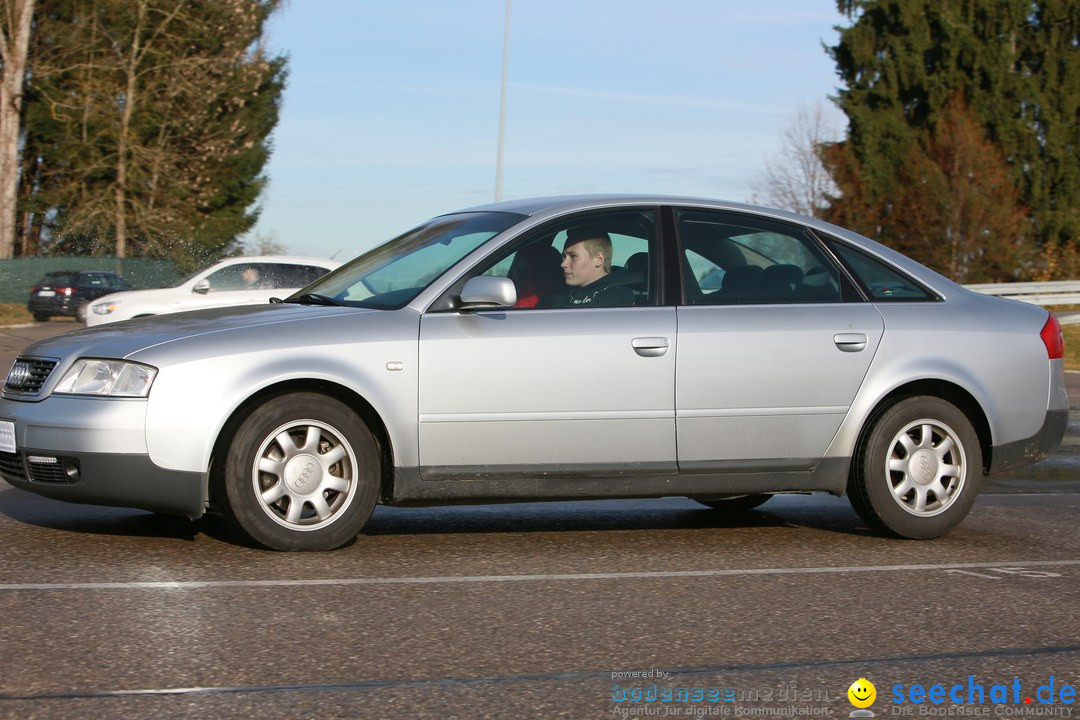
848, 678, 876, 708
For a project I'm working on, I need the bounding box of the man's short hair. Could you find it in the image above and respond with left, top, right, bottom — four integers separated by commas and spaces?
564, 227, 613, 273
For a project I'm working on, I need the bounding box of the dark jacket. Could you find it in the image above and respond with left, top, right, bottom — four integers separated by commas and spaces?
552, 272, 635, 308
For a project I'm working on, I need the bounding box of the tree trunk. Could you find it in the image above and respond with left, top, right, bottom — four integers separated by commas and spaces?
0, 0, 36, 259
113, 0, 147, 260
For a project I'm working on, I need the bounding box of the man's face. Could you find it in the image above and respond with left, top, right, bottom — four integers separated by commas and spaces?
561, 240, 604, 287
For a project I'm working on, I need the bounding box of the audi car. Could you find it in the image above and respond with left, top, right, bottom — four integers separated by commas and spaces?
0, 196, 1067, 550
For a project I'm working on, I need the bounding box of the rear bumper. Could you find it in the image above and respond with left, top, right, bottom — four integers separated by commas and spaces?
27, 296, 80, 316
988, 410, 1068, 474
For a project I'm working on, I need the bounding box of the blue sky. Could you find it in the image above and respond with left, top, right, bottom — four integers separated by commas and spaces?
250, 1, 849, 260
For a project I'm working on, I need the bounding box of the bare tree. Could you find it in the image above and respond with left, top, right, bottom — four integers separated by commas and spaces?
752, 101, 840, 218
0, 0, 35, 258
244, 229, 286, 256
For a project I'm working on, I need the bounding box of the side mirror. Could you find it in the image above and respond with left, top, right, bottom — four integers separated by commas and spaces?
193, 279, 211, 295
458, 276, 516, 310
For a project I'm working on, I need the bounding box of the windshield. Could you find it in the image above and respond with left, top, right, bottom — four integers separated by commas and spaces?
292, 212, 523, 309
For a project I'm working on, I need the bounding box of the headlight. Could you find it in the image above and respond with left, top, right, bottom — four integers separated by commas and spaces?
92, 301, 118, 315
54, 359, 157, 397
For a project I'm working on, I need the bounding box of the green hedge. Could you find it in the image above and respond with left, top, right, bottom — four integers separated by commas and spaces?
0, 257, 181, 303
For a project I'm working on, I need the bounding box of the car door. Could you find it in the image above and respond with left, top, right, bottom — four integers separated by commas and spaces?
416, 208, 677, 480
674, 208, 884, 471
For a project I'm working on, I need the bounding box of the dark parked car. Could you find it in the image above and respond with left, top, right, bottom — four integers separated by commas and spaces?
27, 271, 133, 322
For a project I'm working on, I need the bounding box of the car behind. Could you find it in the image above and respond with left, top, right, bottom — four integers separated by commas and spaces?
85, 255, 341, 326
28, 270, 132, 322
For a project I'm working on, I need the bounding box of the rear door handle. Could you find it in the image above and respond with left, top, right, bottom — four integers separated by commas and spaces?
632, 337, 670, 357
834, 333, 868, 352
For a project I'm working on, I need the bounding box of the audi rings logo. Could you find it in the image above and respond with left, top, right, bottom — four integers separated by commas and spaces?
6, 361, 32, 390
296, 462, 317, 489
919, 455, 934, 483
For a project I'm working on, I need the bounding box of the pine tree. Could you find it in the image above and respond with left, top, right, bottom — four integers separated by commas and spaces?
824, 0, 1079, 279
19, 0, 286, 267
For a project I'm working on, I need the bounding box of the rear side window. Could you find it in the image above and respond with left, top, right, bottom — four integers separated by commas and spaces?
829, 241, 938, 302
676, 209, 847, 305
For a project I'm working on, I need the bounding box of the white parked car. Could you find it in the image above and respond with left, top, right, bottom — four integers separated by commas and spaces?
85, 256, 341, 326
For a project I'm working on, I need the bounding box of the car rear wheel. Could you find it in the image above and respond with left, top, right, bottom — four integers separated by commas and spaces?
693, 494, 772, 511
32, 312, 49, 322
848, 396, 981, 539
221, 393, 380, 551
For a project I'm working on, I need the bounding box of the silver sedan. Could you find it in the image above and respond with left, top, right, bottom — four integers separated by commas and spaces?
0, 196, 1067, 550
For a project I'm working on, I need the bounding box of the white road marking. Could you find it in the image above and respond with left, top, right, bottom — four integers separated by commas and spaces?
0, 559, 1077, 592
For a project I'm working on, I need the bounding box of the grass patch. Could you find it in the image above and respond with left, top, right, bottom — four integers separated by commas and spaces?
0, 303, 32, 326
1063, 324, 1080, 372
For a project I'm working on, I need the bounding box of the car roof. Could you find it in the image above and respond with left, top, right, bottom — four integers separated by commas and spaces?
453, 194, 856, 237
212, 255, 341, 267
456, 194, 787, 217
44, 270, 120, 277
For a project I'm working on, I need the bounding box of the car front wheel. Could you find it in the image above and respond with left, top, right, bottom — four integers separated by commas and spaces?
848, 396, 981, 539
221, 393, 380, 551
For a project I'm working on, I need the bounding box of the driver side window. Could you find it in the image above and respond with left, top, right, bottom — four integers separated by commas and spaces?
476, 209, 658, 309
203, 265, 250, 292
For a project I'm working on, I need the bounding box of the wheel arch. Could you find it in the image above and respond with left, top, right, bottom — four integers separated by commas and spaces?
853, 379, 993, 475
206, 379, 396, 512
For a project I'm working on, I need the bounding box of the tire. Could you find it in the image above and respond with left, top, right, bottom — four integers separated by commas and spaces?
694, 494, 772, 512
76, 303, 88, 323
221, 393, 380, 551
32, 312, 49, 322
848, 396, 981, 539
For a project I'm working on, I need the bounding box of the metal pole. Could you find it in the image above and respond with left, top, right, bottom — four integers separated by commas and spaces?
495, 0, 510, 201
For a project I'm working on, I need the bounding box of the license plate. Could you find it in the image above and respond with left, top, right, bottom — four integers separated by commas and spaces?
0, 421, 15, 454
36, 290, 55, 297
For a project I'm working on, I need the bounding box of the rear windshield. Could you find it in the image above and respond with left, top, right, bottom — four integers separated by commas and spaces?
38, 274, 73, 286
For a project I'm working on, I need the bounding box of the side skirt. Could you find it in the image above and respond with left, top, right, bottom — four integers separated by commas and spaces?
385, 457, 850, 506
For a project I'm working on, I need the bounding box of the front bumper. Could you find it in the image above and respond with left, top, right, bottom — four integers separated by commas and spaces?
0, 449, 206, 518
0, 395, 206, 518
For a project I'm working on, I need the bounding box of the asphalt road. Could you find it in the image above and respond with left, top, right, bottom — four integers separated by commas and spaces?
1, 321, 1078, 720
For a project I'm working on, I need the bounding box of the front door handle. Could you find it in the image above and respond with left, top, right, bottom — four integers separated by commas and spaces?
632, 337, 670, 357
834, 333, 868, 352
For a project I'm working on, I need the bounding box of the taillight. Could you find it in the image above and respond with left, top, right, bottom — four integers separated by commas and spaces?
1041, 313, 1064, 360
58, 287, 74, 296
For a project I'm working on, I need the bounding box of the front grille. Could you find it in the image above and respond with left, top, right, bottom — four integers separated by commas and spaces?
4, 357, 59, 396
0, 451, 26, 482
